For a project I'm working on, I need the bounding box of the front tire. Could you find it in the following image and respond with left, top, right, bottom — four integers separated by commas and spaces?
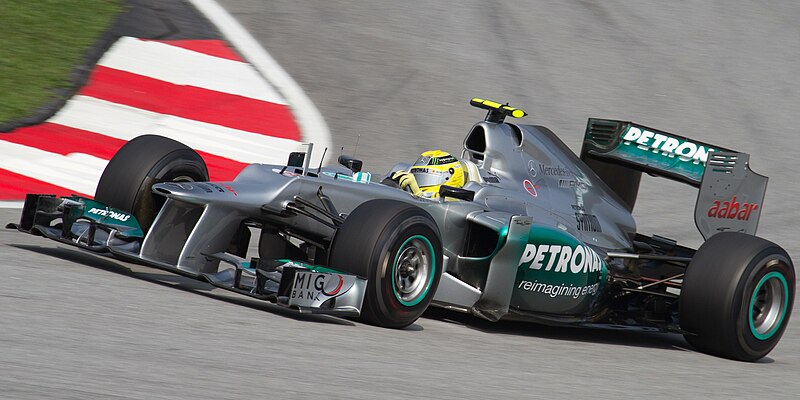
328, 199, 443, 328
94, 135, 208, 233
680, 232, 795, 361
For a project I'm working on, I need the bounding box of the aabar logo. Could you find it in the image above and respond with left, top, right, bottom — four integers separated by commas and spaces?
707, 196, 759, 221
622, 127, 714, 165
87, 207, 131, 222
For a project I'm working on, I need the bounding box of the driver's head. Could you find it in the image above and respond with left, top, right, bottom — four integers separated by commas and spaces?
409, 150, 465, 196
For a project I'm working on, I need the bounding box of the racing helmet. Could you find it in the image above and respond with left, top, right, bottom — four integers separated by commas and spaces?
409, 150, 465, 197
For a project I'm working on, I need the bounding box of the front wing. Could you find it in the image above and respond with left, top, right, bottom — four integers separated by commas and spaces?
7, 194, 366, 318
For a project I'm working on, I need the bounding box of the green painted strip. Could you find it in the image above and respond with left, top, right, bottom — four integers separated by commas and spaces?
275, 259, 343, 274
391, 235, 436, 307
749, 271, 789, 340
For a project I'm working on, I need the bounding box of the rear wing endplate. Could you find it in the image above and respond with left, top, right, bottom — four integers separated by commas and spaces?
580, 119, 767, 239
694, 152, 767, 239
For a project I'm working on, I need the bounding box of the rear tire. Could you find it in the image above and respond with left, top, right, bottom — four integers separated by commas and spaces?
680, 232, 794, 361
94, 135, 208, 233
328, 199, 442, 328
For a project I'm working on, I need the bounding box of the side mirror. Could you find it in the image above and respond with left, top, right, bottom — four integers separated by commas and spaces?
287, 152, 305, 167
338, 155, 363, 173
439, 185, 475, 201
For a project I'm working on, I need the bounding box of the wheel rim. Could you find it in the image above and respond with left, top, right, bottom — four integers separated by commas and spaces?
391, 235, 435, 306
749, 267, 789, 340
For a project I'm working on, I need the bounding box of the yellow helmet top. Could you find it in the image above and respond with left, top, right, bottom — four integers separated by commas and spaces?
410, 150, 465, 197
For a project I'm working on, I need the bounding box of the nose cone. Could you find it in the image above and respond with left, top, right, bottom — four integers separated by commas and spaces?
152, 181, 236, 204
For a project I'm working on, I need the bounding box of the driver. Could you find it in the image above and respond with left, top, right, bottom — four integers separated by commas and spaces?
390, 150, 466, 199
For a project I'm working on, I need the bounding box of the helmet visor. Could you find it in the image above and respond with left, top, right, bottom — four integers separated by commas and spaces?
411, 168, 447, 188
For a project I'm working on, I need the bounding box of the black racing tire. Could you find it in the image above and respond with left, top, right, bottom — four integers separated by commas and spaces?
328, 199, 443, 329
680, 232, 795, 361
94, 135, 208, 233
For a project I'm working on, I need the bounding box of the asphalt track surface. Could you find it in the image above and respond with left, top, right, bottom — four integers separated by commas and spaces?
2, 1, 800, 398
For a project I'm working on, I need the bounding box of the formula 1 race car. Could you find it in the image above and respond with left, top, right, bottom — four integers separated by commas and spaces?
8, 98, 795, 362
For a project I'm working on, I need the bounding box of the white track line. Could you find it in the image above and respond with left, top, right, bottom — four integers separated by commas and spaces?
51, 96, 306, 165
187, 0, 333, 166
0, 201, 24, 209
0, 140, 107, 195
99, 37, 286, 104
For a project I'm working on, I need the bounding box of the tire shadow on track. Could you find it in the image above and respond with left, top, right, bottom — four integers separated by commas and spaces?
8, 243, 356, 327
419, 307, 745, 359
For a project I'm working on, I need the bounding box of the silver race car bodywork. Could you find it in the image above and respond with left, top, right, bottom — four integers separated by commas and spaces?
8, 99, 793, 361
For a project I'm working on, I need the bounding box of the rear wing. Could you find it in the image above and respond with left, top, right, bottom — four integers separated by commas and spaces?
580, 119, 768, 239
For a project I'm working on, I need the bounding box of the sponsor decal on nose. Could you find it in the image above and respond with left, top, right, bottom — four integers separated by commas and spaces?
87, 207, 131, 222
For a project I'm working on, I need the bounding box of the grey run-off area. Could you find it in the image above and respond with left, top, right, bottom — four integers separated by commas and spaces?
2, 0, 800, 398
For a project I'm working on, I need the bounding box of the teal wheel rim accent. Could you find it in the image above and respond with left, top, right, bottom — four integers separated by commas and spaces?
749, 269, 789, 340
391, 235, 436, 306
